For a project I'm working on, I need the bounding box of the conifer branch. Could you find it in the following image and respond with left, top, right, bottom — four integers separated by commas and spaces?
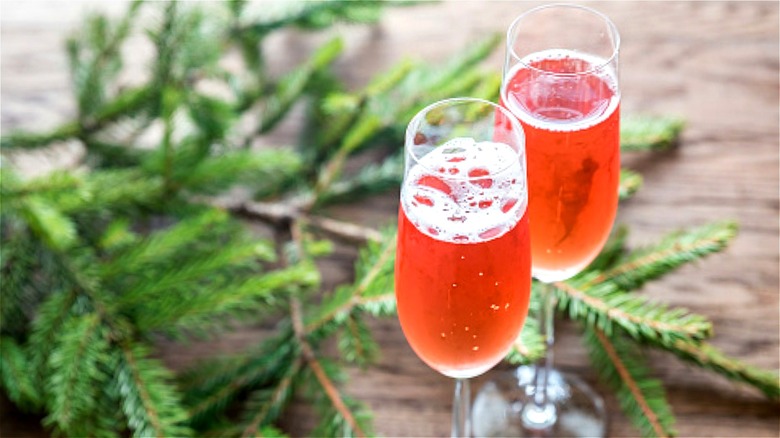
620, 169, 644, 200
621, 115, 686, 152
286, 218, 368, 438
554, 280, 712, 344
182, 330, 298, 425
304, 215, 383, 244
3, 1, 776, 437
254, 37, 344, 138
239, 358, 304, 438
0, 336, 41, 411
668, 340, 780, 400
505, 317, 545, 365
588, 327, 676, 438
115, 341, 191, 438
238, 0, 398, 36
504, 283, 549, 365
292, 297, 366, 438
586, 221, 738, 290
305, 233, 396, 333
44, 313, 108, 434
28, 290, 78, 381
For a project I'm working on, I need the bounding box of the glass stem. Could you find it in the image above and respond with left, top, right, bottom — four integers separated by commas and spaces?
451, 378, 471, 437
522, 280, 557, 430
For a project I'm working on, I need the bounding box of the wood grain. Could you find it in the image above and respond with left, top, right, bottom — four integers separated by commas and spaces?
1, 1, 778, 437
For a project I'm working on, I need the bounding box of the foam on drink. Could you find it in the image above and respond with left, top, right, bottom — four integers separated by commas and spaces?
401, 138, 527, 243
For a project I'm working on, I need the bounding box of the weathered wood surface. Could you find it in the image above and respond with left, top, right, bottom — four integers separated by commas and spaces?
1, 1, 778, 437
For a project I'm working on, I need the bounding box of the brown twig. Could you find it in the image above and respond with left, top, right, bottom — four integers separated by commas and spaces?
287, 221, 367, 438
304, 215, 382, 244
290, 297, 366, 438
226, 198, 382, 245
593, 328, 668, 438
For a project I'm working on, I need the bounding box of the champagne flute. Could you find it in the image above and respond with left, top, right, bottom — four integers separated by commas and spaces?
395, 98, 532, 437
473, 4, 621, 437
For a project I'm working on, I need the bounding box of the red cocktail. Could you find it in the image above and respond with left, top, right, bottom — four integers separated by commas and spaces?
472, 6, 621, 437
502, 51, 620, 281
395, 98, 530, 436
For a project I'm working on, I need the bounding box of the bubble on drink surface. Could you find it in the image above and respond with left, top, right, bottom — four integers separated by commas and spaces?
401, 137, 527, 243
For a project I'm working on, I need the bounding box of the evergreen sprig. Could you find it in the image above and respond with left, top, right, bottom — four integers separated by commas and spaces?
114, 341, 192, 437
621, 115, 686, 152
586, 328, 677, 438
1, 1, 777, 437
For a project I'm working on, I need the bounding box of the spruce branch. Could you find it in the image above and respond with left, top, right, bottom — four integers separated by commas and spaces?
505, 283, 546, 365
238, 0, 399, 36
68, 1, 144, 121
102, 209, 231, 280
586, 221, 738, 291
292, 298, 367, 438
554, 279, 712, 344
238, 358, 304, 438
556, 221, 739, 345
315, 59, 414, 155
17, 196, 78, 252
27, 290, 79, 383
586, 225, 630, 273
587, 327, 677, 438
667, 340, 780, 400
3, 0, 776, 436
44, 313, 110, 435
182, 329, 299, 427
338, 312, 381, 368
314, 151, 403, 208
621, 115, 686, 152
0, 336, 41, 411
305, 230, 396, 334
253, 37, 344, 137
620, 169, 644, 200
0, 84, 155, 150
115, 341, 191, 438
152, 263, 320, 336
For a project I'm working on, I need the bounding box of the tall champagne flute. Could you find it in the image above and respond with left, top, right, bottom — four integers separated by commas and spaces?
473, 4, 620, 437
395, 98, 532, 437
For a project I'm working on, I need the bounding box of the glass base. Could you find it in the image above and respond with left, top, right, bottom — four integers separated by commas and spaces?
472, 365, 607, 437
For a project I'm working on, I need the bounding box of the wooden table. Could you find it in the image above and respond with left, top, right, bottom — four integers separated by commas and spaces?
1, 1, 778, 437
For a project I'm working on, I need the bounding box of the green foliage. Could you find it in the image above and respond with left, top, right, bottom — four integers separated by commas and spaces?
1, 1, 776, 437
585, 328, 677, 438
44, 314, 110, 435
668, 340, 780, 401
621, 115, 686, 152
114, 341, 192, 437
0, 336, 41, 411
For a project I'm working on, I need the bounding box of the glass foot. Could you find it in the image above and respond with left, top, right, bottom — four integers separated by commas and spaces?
472, 365, 607, 437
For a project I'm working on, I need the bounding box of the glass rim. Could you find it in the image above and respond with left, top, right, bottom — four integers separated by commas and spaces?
404, 97, 525, 181
506, 3, 621, 77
